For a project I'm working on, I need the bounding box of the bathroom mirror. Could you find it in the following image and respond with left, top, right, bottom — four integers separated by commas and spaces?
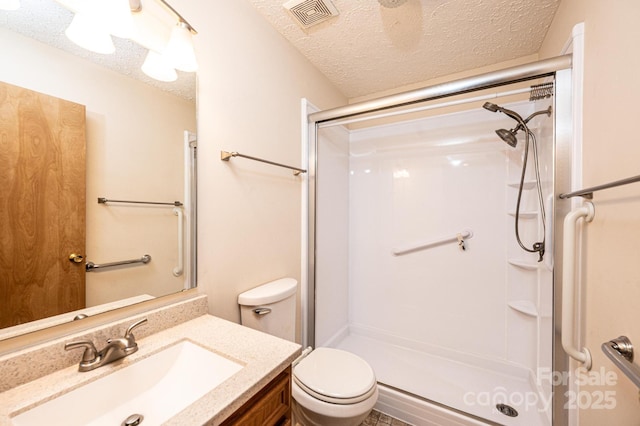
0, 0, 197, 338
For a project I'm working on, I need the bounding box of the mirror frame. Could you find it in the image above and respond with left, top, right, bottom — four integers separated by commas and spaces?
0, 290, 200, 356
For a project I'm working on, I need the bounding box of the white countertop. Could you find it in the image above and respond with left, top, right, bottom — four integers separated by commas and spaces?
0, 314, 301, 425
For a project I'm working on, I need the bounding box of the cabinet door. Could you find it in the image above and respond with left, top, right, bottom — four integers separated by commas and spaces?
221, 367, 291, 426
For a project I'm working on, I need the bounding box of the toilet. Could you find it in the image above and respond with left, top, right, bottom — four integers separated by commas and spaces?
238, 278, 378, 426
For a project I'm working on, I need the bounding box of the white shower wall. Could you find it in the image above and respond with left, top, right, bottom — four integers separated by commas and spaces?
315, 101, 554, 424
348, 113, 509, 360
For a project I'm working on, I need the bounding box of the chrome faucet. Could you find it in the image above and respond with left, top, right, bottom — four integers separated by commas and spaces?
65, 318, 147, 372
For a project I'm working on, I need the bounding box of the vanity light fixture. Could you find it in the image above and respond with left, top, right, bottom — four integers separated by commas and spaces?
61, 0, 198, 80
163, 21, 198, 72
0, 0, 20, 10
65, 3, 115, 54
64, 0, 137, 55
141, 0, 198, 79
141, 49, 178, 82
106, 0, 136, 39
158, 0, 198, 72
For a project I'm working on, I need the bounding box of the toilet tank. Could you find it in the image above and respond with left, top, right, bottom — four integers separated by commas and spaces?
237, 278, 297, 342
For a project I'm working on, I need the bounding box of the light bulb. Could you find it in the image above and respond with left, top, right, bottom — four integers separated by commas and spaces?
106, 0, 135, 39
142, 50, 177, 82
65, 11, 115, 54
163, 22, 198, 72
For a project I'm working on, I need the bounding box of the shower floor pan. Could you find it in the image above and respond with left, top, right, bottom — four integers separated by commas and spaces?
332, 329, 550, 426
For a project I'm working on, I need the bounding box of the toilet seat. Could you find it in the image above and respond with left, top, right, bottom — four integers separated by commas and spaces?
293, 347, 376, 404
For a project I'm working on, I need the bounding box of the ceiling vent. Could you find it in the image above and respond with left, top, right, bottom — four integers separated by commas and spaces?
283, 0, 339, 29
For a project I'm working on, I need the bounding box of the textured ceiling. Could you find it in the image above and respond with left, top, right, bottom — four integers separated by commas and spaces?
0, 0, 195, 101
247, 0, 561, 98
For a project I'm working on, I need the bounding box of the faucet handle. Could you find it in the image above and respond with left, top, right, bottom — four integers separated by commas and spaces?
64, 340, 98, 362
124, 318, 148, 346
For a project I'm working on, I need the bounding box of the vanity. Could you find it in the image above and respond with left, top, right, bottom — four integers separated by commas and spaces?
0, 295, 301, 425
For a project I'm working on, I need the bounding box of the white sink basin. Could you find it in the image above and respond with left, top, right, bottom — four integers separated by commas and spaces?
12, 340, 244, 426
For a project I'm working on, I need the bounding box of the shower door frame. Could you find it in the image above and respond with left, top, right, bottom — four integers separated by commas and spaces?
306, 54, 578, 426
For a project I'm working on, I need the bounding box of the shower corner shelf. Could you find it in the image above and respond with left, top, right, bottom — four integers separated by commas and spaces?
508, 300, 538, 317
507, 211, 538, 218
507, 180, 537, 190
508, 259, 540, 270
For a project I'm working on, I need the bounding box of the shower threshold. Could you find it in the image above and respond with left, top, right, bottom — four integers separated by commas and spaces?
330, 327, 551, 426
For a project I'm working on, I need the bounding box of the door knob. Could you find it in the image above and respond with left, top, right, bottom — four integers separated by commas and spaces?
69, 253, 84, 263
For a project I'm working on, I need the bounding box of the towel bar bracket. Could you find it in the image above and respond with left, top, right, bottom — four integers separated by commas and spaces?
609, 336, 634, 361
602, 336, 640, 389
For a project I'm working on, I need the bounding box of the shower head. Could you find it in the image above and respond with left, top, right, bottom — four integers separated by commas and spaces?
482, 102, 525, 123
482, 102, 500, 112
484, 103, 553, 147
483, 102, 525, 147
484, 102, 553, 149
495, 128, 518, 148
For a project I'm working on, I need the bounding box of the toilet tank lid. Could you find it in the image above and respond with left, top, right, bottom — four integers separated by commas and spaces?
238, 278, 298, 306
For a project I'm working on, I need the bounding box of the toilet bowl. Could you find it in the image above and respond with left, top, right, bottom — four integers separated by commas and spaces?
291, 347, 378, 426
238, 278, 378, 426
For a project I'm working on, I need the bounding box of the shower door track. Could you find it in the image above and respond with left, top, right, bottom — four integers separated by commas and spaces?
309, 54, 571, 124
376, 383, 503, 426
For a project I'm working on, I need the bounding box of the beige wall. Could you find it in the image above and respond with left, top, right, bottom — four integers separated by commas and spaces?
541, 0, 640, 424
170, 0, 346, 331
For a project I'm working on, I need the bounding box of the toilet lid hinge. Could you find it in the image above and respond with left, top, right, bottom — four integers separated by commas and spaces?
292, 346, 313, 368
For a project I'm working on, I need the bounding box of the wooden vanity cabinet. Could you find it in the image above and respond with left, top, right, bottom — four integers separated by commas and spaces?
221, 366, 292, 426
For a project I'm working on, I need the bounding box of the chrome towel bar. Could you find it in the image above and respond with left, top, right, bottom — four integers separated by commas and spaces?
86, 255, 151, 272
602, 336, 640, 389
559, 173, 640, 199
221, 150, 307, 175
98, 197, 183, 207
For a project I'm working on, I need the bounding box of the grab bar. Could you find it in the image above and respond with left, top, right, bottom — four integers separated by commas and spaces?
602, 336, 640, 388
85, 255, 151, 272
98, 197, 183, 207
173, 207, 183, 277
221, 151, 307, 175
559, 173, 640, 199
561, 202, 594, 369
392, 229, 473, 256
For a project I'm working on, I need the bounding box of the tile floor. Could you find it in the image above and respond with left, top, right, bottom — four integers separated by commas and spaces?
360, 410, 412, 426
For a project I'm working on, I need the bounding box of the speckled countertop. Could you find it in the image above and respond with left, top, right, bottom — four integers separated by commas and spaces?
0, 315, 301, 426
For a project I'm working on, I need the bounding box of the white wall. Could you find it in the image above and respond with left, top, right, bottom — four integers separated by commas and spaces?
0, 27, 195, 306
168, 0, 347, 334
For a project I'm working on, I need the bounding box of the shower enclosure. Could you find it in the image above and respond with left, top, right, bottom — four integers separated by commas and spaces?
306, 56, 578, 426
